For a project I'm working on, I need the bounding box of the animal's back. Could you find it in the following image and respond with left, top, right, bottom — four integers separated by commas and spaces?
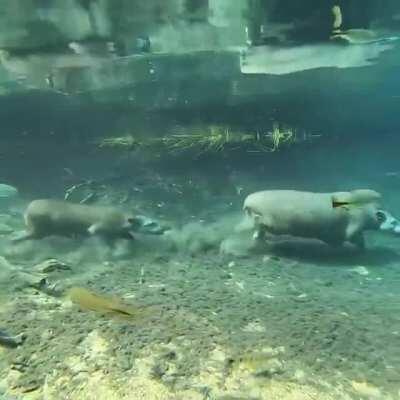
25, 199, 123, 236
244, 190, 347, 239
244, 190, 333, 218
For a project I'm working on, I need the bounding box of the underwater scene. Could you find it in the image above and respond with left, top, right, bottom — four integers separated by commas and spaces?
2, 1, 400, 399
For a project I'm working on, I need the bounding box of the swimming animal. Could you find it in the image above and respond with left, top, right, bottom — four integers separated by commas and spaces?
0, 329, 26, 348
13, 199, 163, 242
239, 189, 400, 249
67, 287, 147, 320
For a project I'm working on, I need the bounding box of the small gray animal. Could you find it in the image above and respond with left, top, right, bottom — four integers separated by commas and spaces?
13, 199, 164, 242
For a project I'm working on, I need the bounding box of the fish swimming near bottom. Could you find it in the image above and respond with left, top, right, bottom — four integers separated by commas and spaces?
67, 287, 148, 320
0, 329, 26, 348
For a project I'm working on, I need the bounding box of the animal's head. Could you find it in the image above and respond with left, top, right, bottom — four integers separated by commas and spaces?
124, 215, 169, 235
375, 209, 400, 234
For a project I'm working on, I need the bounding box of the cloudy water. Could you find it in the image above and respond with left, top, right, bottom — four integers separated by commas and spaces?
1, 1, 400, 399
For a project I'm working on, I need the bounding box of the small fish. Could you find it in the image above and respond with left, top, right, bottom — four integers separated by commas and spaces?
0, 330, 26, 348
67, 287, 147, 320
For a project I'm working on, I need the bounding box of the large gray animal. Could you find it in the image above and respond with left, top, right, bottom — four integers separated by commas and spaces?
239, 189, 400, 249
13, 199, 165, 242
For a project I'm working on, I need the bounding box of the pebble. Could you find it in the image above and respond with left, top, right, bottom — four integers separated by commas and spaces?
293, 369, 306, 383
351, 381, 382, 398
254, 358, 284, 377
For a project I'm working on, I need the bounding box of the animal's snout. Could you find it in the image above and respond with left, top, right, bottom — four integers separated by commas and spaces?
377, 210, 400, 234
127, 215, 168, 235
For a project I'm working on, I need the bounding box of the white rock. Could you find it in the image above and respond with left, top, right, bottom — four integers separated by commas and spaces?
351, 381, 382, 398
294, 369, 306, 382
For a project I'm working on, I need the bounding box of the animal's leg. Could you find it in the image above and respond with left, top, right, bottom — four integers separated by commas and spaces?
235, 213, 255, 233
253, 225, 268, 241
349, 233, 365, 251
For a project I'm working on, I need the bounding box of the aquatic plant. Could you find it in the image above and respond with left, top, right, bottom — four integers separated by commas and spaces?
160, 123, 313, 154
266, 122, 295, 152
98, 123, 318, 157
97, 135, 142, 151
64, 181, 96, 202
158, 126, 229, 154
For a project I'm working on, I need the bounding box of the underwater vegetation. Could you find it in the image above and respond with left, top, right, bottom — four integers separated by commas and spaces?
98, 123, 321, 157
